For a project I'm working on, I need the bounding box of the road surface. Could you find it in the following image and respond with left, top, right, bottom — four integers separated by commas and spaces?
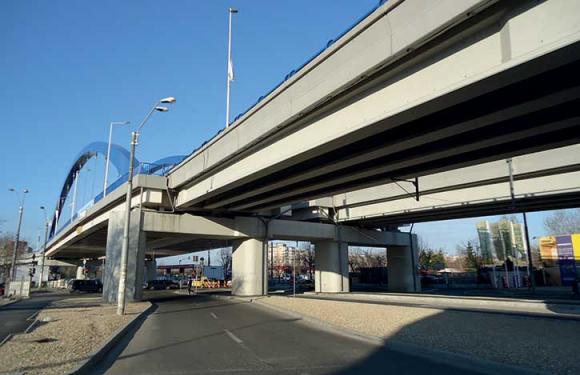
94, 294, 495, 375
0, 292, 66, 344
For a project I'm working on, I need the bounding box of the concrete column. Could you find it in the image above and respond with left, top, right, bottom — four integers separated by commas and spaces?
76, 266, 85, 280
315, 241, 349, 293
387, 234, 421, 292
103, 207, 146, 303
144, 260, 157, 282
232, 238, 267, 296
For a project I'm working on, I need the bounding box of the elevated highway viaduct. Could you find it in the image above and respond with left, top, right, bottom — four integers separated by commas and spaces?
44, 0, 580, 302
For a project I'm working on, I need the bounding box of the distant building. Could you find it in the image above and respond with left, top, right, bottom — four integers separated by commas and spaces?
476, 221, 496, 263
476, 219, 528, 263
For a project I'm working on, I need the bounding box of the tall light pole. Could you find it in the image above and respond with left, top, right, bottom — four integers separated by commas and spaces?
225, 7, 238, 128
117, 97, 175, 316
9, 188, 28, 281
104, 121, 131, 197
38, 206, 49, 289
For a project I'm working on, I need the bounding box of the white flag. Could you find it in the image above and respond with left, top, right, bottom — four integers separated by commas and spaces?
228, 57, 234, 82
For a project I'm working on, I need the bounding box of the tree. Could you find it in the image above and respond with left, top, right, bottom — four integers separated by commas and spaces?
299, 245, 315, 280
348, 247, 387, 272
543, 209, 580, 235
457, 240, 478, 271
418, 237, 446, 271
218, 248, 232, 279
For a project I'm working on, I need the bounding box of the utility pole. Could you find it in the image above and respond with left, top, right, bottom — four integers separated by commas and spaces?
38, 207, 49, 289
522, 212, 536, 293
9, 189, 28, 281
117, 97, 175, 316
225, 7, 238, 128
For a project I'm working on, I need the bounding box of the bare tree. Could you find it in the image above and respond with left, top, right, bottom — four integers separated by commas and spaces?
218, 248, 232, 279
300, 245, 315, 280
543, 209, 580, 235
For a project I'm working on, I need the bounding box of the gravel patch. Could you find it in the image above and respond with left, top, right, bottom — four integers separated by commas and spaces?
260, 295, 580, 375
0, 296, 148, 375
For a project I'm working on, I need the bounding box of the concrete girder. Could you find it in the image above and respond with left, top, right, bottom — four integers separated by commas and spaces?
228, 116, 580, 211
141, 211, 410, 248
332, 144, 580, 210
172, 0, 580, 211
206, 86, 580, 210
169, 0, 494, 191
45, 175, 169, 258
332, 145, 580, 224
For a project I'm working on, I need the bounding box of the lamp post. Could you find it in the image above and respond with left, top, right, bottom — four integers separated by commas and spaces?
38, 206, 49, 289
104, 121, 131, 197
225, 7, 238, 128
9, 188, 28, 282
117, 97, 175, 316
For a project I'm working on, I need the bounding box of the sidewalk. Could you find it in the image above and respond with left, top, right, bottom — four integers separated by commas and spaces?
301, 291, 580, 319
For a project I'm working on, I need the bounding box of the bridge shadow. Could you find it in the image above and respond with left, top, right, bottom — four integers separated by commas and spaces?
323, 304, 580, 375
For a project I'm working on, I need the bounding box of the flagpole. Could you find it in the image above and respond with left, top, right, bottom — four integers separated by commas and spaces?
226, 7, 238, 128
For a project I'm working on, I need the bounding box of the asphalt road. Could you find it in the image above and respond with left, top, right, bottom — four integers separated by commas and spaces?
0, 293, 66, 344
94, 294, 493, 375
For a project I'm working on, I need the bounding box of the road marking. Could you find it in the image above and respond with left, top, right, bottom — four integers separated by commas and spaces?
210, 312, 218, 320
24, 319, 38, 334
0, 334, 13, 347
225, 329, 243, 344
26, 311, 39, 321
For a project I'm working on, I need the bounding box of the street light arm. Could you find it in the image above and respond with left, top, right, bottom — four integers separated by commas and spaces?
136, 102, 160, 133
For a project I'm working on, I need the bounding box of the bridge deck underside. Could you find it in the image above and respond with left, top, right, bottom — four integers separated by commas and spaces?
196, 48, 580, 212
52, 228, 228, 260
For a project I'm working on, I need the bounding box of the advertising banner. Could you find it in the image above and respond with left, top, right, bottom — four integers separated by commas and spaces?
572, 234, 580, 261
539, 236, 558, 262
556, 235, 577, 286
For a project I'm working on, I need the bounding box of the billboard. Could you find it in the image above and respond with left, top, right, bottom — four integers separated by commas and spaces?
539, 234, 579, 286
539, 236, 558, 262
573, 234, 580, 261
556, 235, 577, 286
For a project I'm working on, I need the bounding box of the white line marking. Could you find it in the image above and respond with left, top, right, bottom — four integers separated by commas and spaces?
0, 334, 13, 347
225, 329, 243, 344
24, 320, 38, 334
26, 311, 39, 321
210, 312, 218, 320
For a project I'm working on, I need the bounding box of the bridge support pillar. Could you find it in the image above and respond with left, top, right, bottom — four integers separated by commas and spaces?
231, 238, 267, 296
388, 234, 420, 293
103, 207, 146, 303
144, 260, 157, 283
314, 241, 349, 293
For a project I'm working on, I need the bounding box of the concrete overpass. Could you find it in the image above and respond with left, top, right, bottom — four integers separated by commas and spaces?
168, 0, 580, 212
330, 144, 580, 226
44, 0, 580, 302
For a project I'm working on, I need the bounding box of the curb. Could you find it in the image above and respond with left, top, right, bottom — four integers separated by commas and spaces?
67, 302, 154, 375
248, 295, 549, 375
0, 298, 22, 309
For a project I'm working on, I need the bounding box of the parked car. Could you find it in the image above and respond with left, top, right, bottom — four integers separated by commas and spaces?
145, 279, 179, 290
67, 279, 103, 293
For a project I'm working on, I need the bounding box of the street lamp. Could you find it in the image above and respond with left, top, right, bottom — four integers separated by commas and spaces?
8, 188, 29, 283
117, 97, 176, 316
38, 206, 49, 289
104, 121, 130, 197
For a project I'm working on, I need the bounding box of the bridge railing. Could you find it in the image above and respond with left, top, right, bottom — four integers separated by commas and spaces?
52, 160, 182, 239
176, 1, 389, 168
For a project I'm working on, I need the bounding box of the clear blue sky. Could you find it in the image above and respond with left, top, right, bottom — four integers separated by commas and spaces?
0, 0, 555, 252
